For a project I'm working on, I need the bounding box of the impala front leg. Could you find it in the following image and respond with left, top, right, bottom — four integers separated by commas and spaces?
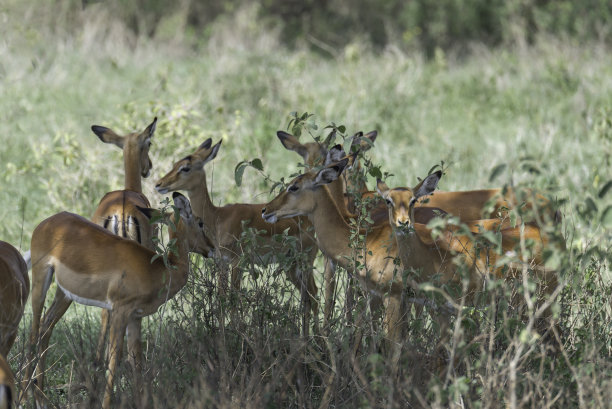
383, 294, 404, 373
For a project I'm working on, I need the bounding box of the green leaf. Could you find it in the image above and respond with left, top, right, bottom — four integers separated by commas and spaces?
251, 158, 264, 171
368, 166, 382, 179
338, 125, 346, 133
234, 161, 249, 187
489, 163, 506, 182
598, 180, 612, 198
601, 205, 612, 228
585, 196, 598, 214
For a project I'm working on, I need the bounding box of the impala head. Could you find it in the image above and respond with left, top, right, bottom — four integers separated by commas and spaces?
170, 192, 213, 254
91, 117, 157, 178
262, 158, 349, 223
350, 130, 378, 153
155, 139, 222, 194
277, 129, 377, 169
277, 130, 336, 168
376, 170, 442, 232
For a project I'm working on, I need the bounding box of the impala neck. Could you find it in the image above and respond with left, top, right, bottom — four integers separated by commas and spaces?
309, 186, 354, 269
123, 143, 142, 193
165, 226, 191, 291
393, 226, 437, 279
185, 172, 218, 235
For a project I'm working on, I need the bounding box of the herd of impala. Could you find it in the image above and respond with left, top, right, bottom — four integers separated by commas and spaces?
0, 117, 562, 408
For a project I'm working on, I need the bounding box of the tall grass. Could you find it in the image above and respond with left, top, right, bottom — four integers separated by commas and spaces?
1, 1, 610, 408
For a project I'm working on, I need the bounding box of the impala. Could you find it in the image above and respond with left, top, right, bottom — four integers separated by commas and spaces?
90, 117, 159, 373
376, 174, 558, 350
0, 241, 29, 357
21, 193, 210, 409
277, 131, 384, 324
0, 353, 15, 409
262, 160, 557, 364
155, 139, 319, 334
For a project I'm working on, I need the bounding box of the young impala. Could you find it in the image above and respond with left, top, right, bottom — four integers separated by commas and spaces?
155, 139, 319, 335
21, 193, 210, 409
0, 241, 29, 358
262, 160, 557, 365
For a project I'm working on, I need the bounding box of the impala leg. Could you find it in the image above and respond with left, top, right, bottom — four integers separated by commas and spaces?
323, 257, 336, 328
21, 263, 63, 405
126, 317, 144, 409
104, 310, 128, 409
230, 264, 242, 291
34, 290, 73, 408
95, 309, 111, 366
383, 294, 404, 374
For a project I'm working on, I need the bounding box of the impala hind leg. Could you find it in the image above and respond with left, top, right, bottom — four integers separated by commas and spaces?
103, 310, 129, 409
126, 317, 145, 409
33, 291, 72, 408
95, 309, 111, 366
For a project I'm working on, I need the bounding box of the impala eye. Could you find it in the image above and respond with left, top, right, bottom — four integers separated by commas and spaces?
287, 185, 299, 193
180, 166, 191, 173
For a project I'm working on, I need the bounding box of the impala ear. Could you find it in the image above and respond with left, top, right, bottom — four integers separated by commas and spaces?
314, 158, 348, 186
322, 129, 337, 148
91, 125, 124, 148
198, 138, 213, 151
172, 192, 193, 219
135, 206, 156, 220
351, 130, 377, 152
325, 144, 345, 165
204, 140, 222, 164
413, 170, 442, 199
144, 117, 157, 139
376, 179, 390, 198
277, 131, 308, 159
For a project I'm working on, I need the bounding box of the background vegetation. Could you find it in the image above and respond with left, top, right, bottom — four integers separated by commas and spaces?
1, 0, 610, 408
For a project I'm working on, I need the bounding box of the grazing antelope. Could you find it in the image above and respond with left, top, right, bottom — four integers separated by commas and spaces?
21, 193, 210, 409
90, 117, 159, 376
155, 139, 319, 335
262, 161, 557, 365
0, 353, 15, 409
0, 241, 29, 358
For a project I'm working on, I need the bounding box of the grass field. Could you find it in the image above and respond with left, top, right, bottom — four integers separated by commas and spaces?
1, 2, 611, 408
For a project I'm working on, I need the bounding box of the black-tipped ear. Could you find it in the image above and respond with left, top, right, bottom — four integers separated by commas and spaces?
277, 130, 291, 140
364, 130, 378, 143
325, 144, 345, 165
91, 125, 124, 148
91, 125, 109, 139
376, 178, 390, 198
146, 117, 158, 138
172, 192, 193, 218
413, 170, 442, 199
135, 206, 156, 220
198, 138, 213, 150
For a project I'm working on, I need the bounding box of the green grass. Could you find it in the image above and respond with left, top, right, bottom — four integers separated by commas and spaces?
1, 2, 611, 408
